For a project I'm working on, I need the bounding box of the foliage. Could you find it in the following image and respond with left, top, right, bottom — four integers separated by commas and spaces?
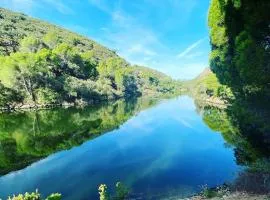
115, 182, 129, 200
200, 185, 230, 199
185, 68, 233, 101
208, 0, 270, 101
7, 190, 61, 200
201, 186, 218, 198
45, 193, 61, 200
98, 182, 129, 200
0, 82, 23, 109
99, 184, 109, 200
0, 8, 181, 109
208, 1, 270, 180
8, 191, 40, 200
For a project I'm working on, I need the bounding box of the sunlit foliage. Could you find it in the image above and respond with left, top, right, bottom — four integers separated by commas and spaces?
7, 190, 61, 200
208, 0, 270, 101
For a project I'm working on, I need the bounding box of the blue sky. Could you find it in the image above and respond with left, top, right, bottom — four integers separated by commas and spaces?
0, 0, 211, 80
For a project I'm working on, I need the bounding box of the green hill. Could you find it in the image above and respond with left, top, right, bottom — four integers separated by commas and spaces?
184, 68, 233, 105
0, 8, 181, 109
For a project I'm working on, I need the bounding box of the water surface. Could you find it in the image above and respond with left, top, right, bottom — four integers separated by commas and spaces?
0, 96, 241, 199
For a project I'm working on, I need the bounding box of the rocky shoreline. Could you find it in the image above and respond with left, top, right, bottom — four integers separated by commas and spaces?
186, 192, 269, 200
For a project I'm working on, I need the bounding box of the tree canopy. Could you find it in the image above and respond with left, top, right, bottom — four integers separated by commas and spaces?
208, 0, 270, 102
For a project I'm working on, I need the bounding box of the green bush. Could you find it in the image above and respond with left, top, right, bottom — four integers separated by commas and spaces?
115, 182, 129, 200
7, 190, 61, 200
45, 193, 61, 200
36, 88, 60, 104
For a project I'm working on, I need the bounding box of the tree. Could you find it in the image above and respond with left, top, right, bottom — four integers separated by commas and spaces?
0, 82, 23, 109
99, 184, 109, 200
123, 75, 140, 97
208, 0, 270, 100
20, 36, 42, 53
7, 190, 61, 200
115, 182, 129, 200
7, 52, 40, 103
43, 32, 60, 49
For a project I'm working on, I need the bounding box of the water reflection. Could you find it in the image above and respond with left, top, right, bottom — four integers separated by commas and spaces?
0, 96, 269, 199
196, 99, 270, 194
0, 98, 160, 175
0, 96, 241, 199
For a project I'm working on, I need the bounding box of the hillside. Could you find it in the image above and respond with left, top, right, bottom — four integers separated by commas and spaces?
0, 8, 181, 110
184, 68, 232, 105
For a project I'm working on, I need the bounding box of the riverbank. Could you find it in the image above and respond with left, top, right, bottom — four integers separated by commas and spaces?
182, 184, 269, 200
0, 92, 182, 113
182, 68, 232, 109
0, 100, 104, 112
186, 192, 269, 200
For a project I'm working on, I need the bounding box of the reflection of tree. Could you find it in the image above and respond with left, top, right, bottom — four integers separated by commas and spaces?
233, 170, 270, 194
195, 99, 270, 193
0, 97, 160, 175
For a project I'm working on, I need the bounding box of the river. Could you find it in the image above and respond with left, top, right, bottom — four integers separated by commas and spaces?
0, 96, 243, 199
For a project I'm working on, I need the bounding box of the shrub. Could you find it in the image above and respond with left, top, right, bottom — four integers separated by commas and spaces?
7, 190, 61, 200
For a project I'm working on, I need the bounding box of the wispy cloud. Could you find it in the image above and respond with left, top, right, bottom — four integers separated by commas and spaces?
128, 44, 157, 56
185, 51, 204, 59
1, 0, 74, 15
86, 0, 209, 79
177, 38, 206, 58
88, 0, 112, 14
43, 0, 74, 15
95, 8, 164, 67
1, 0, 36, 13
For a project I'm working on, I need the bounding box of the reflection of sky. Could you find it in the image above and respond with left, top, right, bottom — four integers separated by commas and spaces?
0, 96, 241, 199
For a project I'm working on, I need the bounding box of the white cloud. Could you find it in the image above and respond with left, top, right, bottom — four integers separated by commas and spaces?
185, 51, 204, 59
42, 0, 74, 15
0, 0, 74, 15
88, 0, 115, 14
177, 38, 206, 58
1, 0, 36, 13
86, 0, 209, 80
95, 9, 165, 68
128, 44, 157, 56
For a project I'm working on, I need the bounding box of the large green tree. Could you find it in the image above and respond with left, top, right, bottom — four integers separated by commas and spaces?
208, 0, 270, 101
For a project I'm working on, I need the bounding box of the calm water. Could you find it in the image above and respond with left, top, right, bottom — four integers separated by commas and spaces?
0, 96, 241, 199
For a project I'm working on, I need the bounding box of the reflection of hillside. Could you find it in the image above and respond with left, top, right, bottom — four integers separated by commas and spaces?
194, 99, 270, 193
0, 97, 161, 175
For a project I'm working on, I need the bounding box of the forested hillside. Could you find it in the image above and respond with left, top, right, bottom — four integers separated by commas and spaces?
0, 8, 181, 109
208, 0, 270, 103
